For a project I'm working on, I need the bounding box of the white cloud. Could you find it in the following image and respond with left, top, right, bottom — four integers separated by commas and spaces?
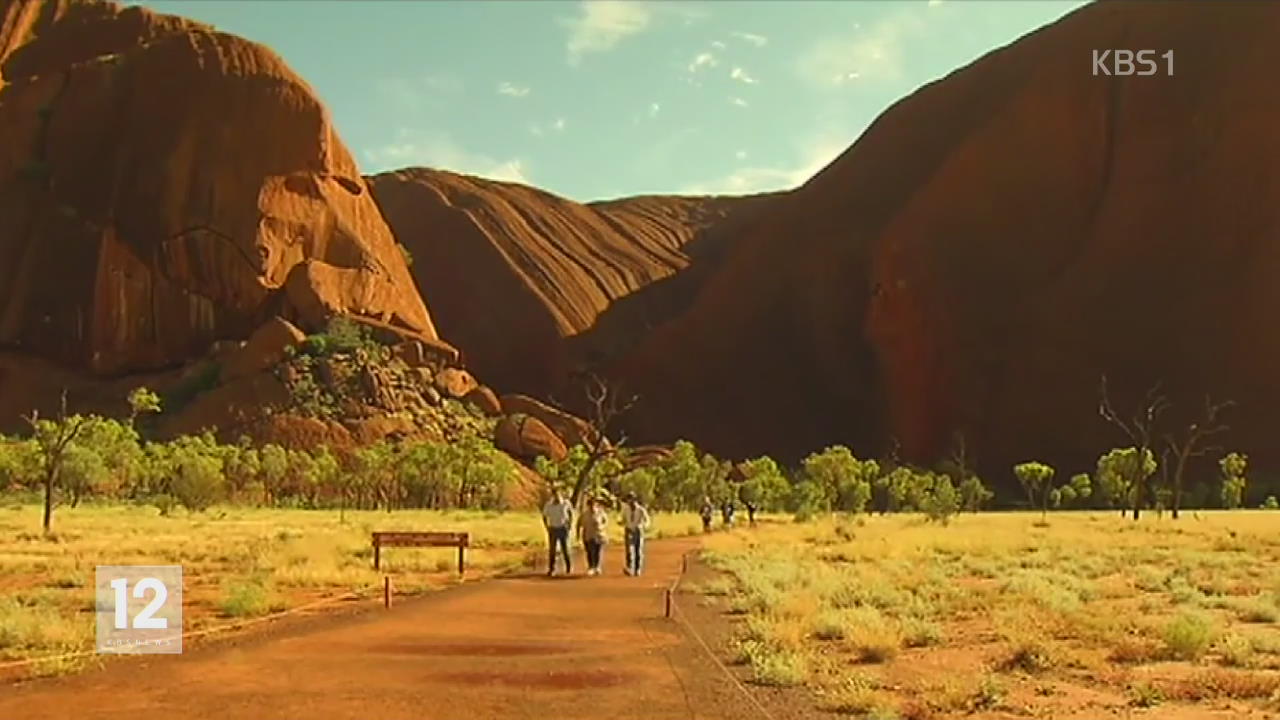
711, 40, 726, 50
797, 9, 929, 87
928, 0, 944, 6
649, 102, 661, 117
729, 96, 748, 108
735, 150, 748, 160
729, 67, 756, 84
564, 1, 652, 65
688, 51, 718, 73
730, 31, 768, 47
497, 81, 531, 98
364, 129, 529, 184
529, 123, 544, 137
553, 117, 567, 131
682, 135, 848, 195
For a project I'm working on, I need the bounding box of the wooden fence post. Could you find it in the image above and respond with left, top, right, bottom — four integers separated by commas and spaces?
384, 576, 392, 609
664, 588, 672, 618
458, 546, 466, 576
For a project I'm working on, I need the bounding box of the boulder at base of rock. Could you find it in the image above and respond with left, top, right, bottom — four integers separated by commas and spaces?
499, 394, 599, 449
495, 414, 567, 463
464, 385, 502, 416
221, 317, 306, 382
435, 367, 478, 399
344, 413, 419, 445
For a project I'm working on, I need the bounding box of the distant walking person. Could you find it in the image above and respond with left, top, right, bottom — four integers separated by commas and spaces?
722, 500, 735, 528
700, 496, 715, 533
621, 493, 651, 576
744, 499, 757, 527
542, 488, 574, 576
579, 497, 609, 576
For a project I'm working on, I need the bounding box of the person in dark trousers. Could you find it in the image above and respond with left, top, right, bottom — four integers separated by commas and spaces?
578, 497, 609, 575
621, 493, 651, 576
744, 499, 757, 526
722, 500, 735, 528
700, 496, 715, 533
542, 488, 574, 576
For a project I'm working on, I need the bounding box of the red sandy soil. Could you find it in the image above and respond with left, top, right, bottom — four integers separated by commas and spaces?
0, 537, 762, 720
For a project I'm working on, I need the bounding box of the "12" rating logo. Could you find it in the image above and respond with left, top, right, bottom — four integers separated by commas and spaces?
95, 565, 183, 654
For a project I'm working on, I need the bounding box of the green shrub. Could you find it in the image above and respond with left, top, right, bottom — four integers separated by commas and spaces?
1163, 612, 1215, 660
219, 578, 282, 618
748, 646, 808, 686
1218, 633, 1256, 667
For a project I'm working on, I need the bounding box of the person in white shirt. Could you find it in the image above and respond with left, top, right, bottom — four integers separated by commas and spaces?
620, 493, 651, 576
542, 488, 574, 576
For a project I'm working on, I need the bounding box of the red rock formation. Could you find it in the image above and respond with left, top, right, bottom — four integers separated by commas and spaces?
369, 168, 777, 394
618, 0, 1280, 481
0, 0, 438, 377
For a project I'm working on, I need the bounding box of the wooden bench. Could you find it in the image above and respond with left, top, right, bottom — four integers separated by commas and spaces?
372, 531, 470, 574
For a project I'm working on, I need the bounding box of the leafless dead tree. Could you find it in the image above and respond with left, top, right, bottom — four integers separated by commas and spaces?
1162, 396, 1233, 520
1098, 376, 1169, 520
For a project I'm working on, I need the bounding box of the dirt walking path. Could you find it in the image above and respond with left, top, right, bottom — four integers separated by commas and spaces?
0, 536, 762, 720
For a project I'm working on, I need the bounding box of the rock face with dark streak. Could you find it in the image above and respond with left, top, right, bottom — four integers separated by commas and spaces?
617, 0, 1280, 482
0, 0, 439, 377
369, 168, 777, 395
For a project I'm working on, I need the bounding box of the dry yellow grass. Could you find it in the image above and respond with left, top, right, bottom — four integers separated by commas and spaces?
700, 511, 1280, 718
0, 502, 701, 670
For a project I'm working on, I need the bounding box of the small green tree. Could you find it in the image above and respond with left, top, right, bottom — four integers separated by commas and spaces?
1013, 461, 1056, 519
126, 387, 162, 425
739, 455, 791, 512
1219, 452, 1247, 510
918, 474, 960, 524
25, 392, 101, 533
789, 480, 824, 522
1055, 473, 1093, 508
1096, 447, 1157, 518
801, 445, 878, 513
957, 475, 994, 512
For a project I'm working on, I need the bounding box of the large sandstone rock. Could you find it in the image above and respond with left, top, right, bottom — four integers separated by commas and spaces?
369, 168, 777, 395
434, 367, 477, 399
616, 0, 1280, 486
220, 317, 305, 382
0, 0, 438, 376
464, 385, 502, 416
499, 393, 598, 449
494, 414, 567, 463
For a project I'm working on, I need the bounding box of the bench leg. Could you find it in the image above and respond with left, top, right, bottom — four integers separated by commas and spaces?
374, 543, 380, 570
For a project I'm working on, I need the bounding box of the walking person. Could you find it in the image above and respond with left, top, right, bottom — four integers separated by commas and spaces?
621, 493, 650, 576
744, 499, 757, 527
578, 496, 609, 575
721, 499, 736, 529
542, 488, 574, 576
699, 496, 715, 533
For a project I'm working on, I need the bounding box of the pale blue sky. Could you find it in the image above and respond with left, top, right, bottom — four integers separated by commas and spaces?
133, 1, 1085, 202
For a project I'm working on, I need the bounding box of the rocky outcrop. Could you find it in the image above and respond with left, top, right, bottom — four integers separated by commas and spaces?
0, 0, 438, 376
495, 414, 567, 463
369, 168, 777, 395
220, 317, 305, 382
616, 0, 1280, 482
499, 393, 598, 450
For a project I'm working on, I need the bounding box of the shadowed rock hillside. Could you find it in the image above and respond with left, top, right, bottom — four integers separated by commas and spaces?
369, 168, 779, 395
0, 0, 439, 379
615, 0, 1280, 482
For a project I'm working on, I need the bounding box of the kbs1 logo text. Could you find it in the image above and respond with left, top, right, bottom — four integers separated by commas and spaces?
1092, 49, 1174, 76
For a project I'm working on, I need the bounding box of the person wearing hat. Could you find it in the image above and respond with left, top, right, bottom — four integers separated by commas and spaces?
620, 492, 651, 576
578, 496, 609, 576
